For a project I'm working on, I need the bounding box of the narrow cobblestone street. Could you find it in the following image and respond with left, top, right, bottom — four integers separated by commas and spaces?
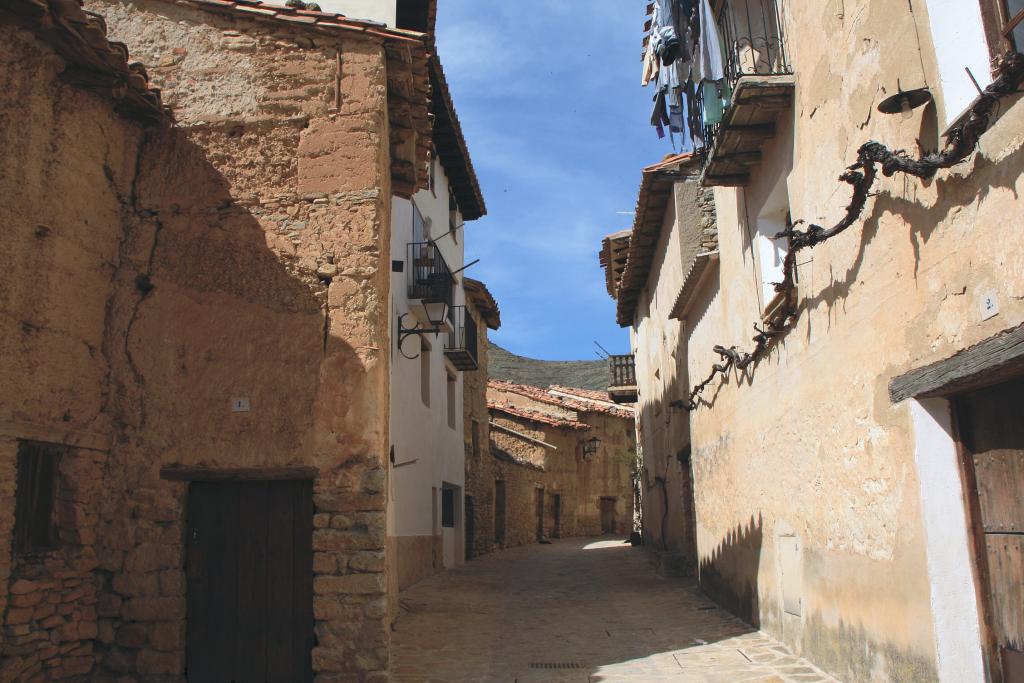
392, 539, 839, 682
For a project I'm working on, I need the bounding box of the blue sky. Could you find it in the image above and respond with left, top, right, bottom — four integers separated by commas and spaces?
436, 1, 672, 361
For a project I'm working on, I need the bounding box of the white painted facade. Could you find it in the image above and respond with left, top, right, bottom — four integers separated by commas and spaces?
388, 153, 468, 572
910, 398, 987, 683
315, 0, 395, 27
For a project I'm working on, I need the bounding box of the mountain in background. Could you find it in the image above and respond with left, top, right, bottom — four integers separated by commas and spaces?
488, 344, 608, 391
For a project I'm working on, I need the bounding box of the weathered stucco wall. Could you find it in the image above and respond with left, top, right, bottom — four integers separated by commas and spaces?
682, 1, 1024, 681
2, 0, 401, 678
631, 175, 715, 568
0, 23, 145, 681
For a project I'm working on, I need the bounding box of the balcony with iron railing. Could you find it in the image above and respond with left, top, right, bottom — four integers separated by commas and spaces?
697, 0, 794, 187
444, 305, 478, 371
608, 354, 638, 404
408, 241, 455, 310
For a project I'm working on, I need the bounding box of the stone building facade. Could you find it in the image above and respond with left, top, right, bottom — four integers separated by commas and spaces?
603, 1, 1024, 681
460, 278, 501, 560
485, 381, 636, 550
0, 0, 432, 679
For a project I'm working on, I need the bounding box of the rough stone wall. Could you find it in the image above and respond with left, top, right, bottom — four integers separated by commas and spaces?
631, 177, 707, 567
682, 1, 1024, 680
2, 2, 398, 679
462, 309, 496, 559
0, 24, 144, 680
486, 409, 635, 549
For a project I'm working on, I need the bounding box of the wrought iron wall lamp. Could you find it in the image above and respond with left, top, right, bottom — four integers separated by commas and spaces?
397, 300, 449, 360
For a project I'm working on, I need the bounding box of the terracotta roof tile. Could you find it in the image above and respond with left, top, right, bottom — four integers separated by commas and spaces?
487, 401, 591, 431
165, 0, 427, 43
464, 278, 500, 330
488, 380, 634, 419
608, 153, 701, 327
2, 0, 168, 123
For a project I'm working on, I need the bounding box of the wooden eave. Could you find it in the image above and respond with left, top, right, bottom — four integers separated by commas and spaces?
700, 74, 795, 188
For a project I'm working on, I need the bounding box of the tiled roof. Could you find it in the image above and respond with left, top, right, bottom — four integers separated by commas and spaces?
3, 0, 168, 122
393, 0, 485, 220
600, 229, 631, 299
463, 278, 500, 330
488, 380, 634, 419
487, 401, 591, 431
159, 0, 427, 43
548, 385, 635, 418
612, 153, 700, 327
430, 56, 486, 221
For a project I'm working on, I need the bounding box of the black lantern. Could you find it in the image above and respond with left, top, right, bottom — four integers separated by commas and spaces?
396, 299, 450, 360
582, 436, 602, 458
878, 80, 932, 119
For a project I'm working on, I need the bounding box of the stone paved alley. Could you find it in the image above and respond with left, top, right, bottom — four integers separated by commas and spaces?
392, 539, 839, 682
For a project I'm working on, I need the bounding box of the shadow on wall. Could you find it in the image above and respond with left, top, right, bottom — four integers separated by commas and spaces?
698, 514, 763, 627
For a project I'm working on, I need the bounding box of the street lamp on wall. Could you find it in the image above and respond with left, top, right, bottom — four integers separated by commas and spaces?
397, 300, 450, 360
582, 436, 602, 460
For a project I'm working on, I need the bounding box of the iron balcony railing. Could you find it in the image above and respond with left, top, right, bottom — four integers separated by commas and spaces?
444, 305, 478, 371
609, 354, 637, 389
407, 241, 454, 308
696, 0, 793, 161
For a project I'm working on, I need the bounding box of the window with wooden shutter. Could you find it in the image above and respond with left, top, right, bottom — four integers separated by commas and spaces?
441, 488, 455, 528
13, 441, 63, 556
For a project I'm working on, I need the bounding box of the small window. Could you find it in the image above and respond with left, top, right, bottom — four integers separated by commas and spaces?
14, 441, 63, 556
471, 419, 481, 458
1003, 0, 1024, 49
446, 372, 457, 429
441, 488, 455, 528
420, 338, 431, 407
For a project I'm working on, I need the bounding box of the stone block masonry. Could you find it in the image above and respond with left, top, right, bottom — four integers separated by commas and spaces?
1, 0, 430, 678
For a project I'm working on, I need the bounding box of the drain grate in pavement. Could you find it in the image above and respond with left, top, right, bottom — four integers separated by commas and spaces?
529, 662, 584, 670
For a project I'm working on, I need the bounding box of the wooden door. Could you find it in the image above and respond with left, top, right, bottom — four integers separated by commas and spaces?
601, 498, 617, 535
535, 488, 545, 541
553, 494, 562, 539
186, 481, 314, 683
955, 375, 1024, 683
494, 480, 506, 547
465, 495, 475, 560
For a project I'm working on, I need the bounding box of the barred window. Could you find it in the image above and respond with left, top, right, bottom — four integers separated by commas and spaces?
13, 441, 63, 556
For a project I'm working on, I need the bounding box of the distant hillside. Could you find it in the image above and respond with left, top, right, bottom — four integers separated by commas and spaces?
488, 344, 608, 391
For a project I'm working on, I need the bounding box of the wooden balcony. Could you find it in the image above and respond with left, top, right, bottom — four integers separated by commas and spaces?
608, 354, 638, 404
699, 0, 794, 187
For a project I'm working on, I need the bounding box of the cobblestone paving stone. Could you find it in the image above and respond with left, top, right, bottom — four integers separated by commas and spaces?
392, 538, 840, 683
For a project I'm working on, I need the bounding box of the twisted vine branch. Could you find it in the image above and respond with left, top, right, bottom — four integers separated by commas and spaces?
682, 51, 1024, 411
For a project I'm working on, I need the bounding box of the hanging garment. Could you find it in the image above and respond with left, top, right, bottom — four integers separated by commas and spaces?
654, 0, 681, 65
695, 0, 725, 82
685, 79, 705, 148
642, 35, 659, 86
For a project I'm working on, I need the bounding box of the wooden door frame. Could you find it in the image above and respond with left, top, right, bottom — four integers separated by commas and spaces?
950, 395, 1002, 683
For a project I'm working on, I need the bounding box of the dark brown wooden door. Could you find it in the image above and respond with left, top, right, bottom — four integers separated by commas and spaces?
553, 494, 562, 539
956, 376, 1024, 683
535, 488, 545, 541
494, 481, 506, 547
600, 498, 617, 535
186, 481, 314, 683
465, 495, 475, 560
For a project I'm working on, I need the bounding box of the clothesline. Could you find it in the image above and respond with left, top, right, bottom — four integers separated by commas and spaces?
641, 0, 726, 150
